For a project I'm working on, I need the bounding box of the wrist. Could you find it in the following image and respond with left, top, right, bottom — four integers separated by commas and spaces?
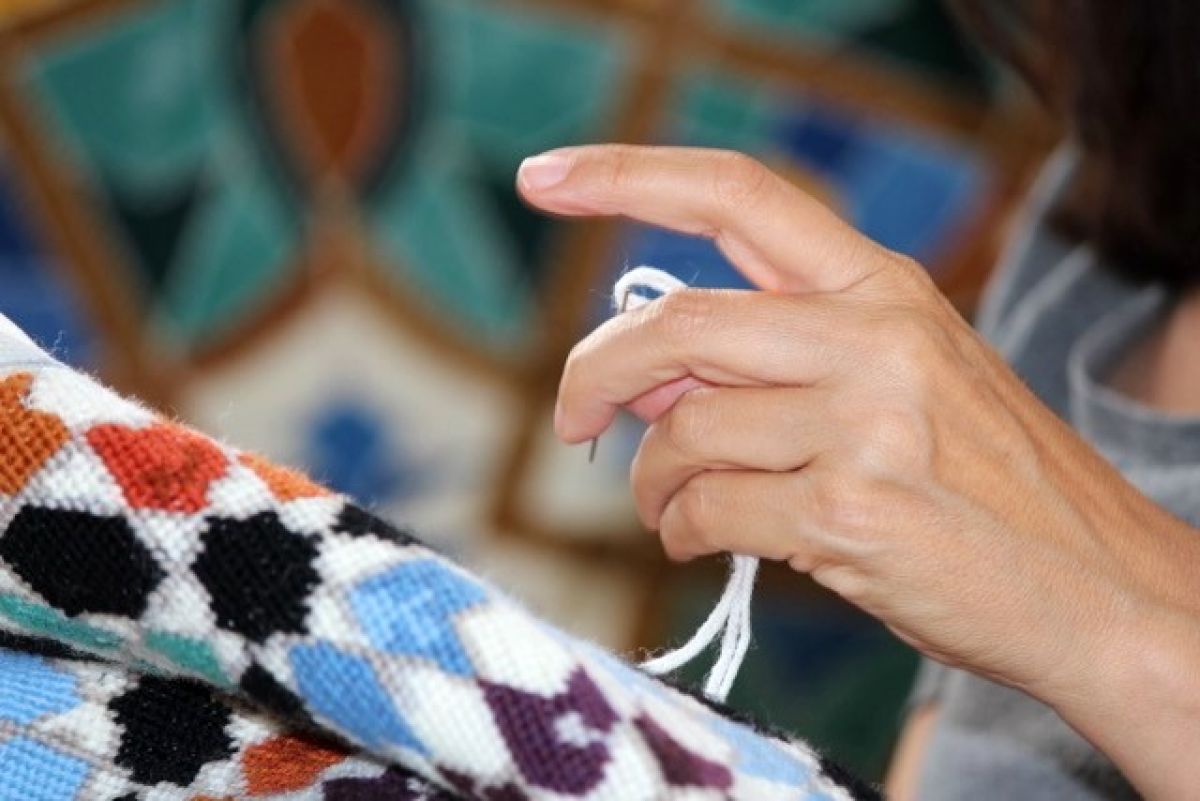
1052, 576, 1200, 798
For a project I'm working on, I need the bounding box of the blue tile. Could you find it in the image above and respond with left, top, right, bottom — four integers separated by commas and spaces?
305, 400, 424, 506
0, 169, 96, 366
708, 714, 810, 785
289, 643, 427, 754
350, 560, 486, 676
0, 650, 78, 725
0, 737, 88, 801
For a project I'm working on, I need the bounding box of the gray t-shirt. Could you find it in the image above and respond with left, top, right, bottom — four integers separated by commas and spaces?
911, 146, 1195, 800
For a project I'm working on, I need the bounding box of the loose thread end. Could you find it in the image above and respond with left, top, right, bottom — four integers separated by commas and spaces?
610, 267, 760, 703
639, 555, 760, 703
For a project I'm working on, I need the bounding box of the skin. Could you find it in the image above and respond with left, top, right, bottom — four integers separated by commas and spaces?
888, 256, 1200, 801
516, 144, 1200, 800
885, 703, 938, 798
1112, 287, 1200, 416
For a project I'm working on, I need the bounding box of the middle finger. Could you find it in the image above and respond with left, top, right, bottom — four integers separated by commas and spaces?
631, 385, 833, 528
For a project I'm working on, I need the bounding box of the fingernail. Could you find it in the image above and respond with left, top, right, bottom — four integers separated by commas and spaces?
519, 152, 571, 191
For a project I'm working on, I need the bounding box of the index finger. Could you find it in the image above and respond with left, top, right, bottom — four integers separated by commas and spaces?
518, 145, 887, 292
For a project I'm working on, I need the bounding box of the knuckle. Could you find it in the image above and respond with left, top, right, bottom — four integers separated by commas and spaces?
652, 289, 711, 344
661, 477, 717, 561
891, 253, 927, 281
787, 549, 820, 574
810, 563, 870, 602
629, 445, 656, 524
674, 483, 706, 534
879, 252, 935, 293
853, 409, 932, 474
602, 147, 638, 194
883, 313, 947, 371
711, 151, 772, 211
659, 524, 694, 562
673, 476, 714, 542
813, 476, 874, 533
890, 313, 935, 350
661, 390, 715, 458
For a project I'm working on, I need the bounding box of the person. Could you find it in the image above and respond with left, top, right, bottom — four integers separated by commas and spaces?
515, 3, 1200, 799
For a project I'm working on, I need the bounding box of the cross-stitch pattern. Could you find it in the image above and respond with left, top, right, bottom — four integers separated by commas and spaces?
0, 332, 879, 799
0, 631, 443, 800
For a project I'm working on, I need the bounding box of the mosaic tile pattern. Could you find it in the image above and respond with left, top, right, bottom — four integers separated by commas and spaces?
704, 0, 990, 88
18, 0, 629, 357
0, 631, 436, 799
0, 331, 876, 799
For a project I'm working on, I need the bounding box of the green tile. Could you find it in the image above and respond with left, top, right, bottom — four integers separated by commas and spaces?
422, 0, 632, 164
708, 0, 908, 43
158, 176, 293, 346
0, 595, 122, 652
144, 630, 229, 686
22, 0, 220, 191
372, 136, 533, 351
673, 69, 781, 153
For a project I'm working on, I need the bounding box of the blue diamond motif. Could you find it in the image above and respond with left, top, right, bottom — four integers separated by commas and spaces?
0, 650, 78, 725
0, 737, 88, 800
350, 559, 486, 676
708, 714, 811, 785
289, 643, 427, 754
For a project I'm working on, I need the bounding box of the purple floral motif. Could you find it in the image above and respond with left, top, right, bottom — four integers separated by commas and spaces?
635, 714, 734, 789
441, 767, 530, 800
481, 668, 618, 793
323, 767, 454, 800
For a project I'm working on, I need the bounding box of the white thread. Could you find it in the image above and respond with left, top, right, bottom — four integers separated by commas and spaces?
613, 266, 689, 306
639, 577, 737, 675
612, 266, 759, 703
704, 555, 758, 700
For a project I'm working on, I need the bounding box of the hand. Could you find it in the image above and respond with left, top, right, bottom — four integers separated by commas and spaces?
519, 145, 1200, 799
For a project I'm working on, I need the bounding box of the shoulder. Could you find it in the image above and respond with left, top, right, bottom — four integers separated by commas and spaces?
975, 144, 1081, 343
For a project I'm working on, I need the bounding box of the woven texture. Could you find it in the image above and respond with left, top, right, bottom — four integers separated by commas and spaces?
0, 353, 875, 800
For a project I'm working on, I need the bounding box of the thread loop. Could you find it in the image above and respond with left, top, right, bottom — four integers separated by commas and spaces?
611, 267, 759, 703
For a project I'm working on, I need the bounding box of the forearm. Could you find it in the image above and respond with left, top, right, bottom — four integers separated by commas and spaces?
885, 703, 939, 801
1048, 528, 1200, 800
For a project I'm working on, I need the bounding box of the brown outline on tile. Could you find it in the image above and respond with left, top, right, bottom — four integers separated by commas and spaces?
0, 0, 1060, 652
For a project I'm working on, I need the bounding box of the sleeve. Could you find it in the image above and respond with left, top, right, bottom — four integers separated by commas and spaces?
906, 658, 954, 711
973, 142, 1081, 344
0, 333, 875, 800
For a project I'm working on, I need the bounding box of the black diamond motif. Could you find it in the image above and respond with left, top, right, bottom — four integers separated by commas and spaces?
192, 511, 319, 643
110, 676, 234, 786
332, 504, 417, 546
0, 506, 164, 618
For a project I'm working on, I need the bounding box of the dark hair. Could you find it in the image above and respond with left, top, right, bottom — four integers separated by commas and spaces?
950, 0, 1200, 286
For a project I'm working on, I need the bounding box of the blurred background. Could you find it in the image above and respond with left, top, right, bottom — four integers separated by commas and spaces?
0, 0, 1056, 782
